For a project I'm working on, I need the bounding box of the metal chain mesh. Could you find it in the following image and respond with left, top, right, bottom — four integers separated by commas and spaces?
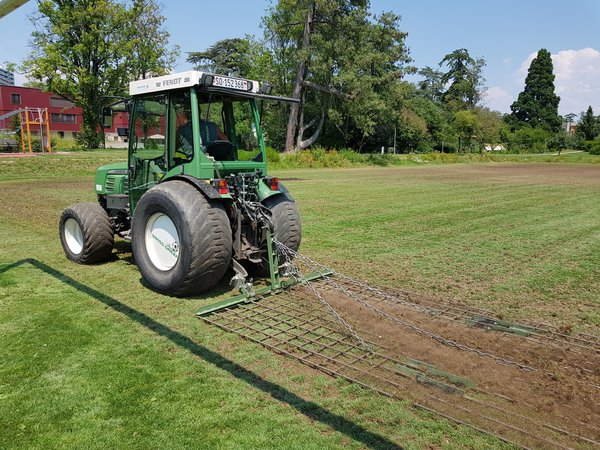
276, 241, 371, 350
274, 239, 537, 372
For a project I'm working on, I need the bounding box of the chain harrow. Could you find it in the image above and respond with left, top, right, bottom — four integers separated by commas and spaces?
274, 239, 537, 372
276, 239, 371, 350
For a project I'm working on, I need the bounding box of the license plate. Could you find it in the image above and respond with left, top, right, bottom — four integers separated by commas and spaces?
212, 75, 248, 91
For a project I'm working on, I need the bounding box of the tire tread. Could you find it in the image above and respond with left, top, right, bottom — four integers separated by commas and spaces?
59, 202, 114, 264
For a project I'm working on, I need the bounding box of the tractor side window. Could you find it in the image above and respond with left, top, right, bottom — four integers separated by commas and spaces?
129, 95, 167, 208
132, 95, 167, 162
234, 100, 261, 161
172, 91, 193, 165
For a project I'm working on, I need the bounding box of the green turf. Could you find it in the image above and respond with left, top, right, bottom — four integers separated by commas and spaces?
1, 149, 598, 183
2, 151, 599, 448
291, 165, 600, 329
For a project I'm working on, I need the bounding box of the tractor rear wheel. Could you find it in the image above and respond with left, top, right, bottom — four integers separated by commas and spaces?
250, 194, 302, 275
132, 181, 232, 296
264, 194, 302, 254
59, 202, 114, 263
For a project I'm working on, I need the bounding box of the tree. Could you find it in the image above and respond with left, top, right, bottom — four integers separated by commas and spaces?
187, 38, 252, 77
473, 107, 503, 150
547, 130, 569, 155
439, 48, 486, 111
10, 114, 21, 150
452, 110, 477, 152
23, 0, 178, 148
260, 0, 412, 152
417, 66, 444, 102
577, 106, 598, 141
324, 11, 413, 150
509, 49, 561, 132
127, 0, 179, 80
564, 112, 578, 124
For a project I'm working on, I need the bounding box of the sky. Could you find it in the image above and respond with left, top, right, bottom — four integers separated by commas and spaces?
1, 0, 599, 117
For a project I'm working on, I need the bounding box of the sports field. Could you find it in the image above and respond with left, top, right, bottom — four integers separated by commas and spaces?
1, 152, 598, 448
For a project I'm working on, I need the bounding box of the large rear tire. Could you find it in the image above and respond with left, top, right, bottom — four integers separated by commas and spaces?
264, 194, 302, 254
132, 181, 232, 296
59, 202, 114, 263
249, 194, 302, 276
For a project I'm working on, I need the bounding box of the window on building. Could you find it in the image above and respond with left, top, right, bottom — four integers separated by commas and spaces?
10, 93, 21, 104
50, 97, 75, 108
51, 113, 76, 124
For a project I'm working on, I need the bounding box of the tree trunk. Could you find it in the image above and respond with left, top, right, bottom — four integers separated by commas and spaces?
284, 2, 315, 153
297, 110, 326, 150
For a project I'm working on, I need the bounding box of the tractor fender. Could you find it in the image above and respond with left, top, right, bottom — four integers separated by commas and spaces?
278, 182, 295, 201
258, 181, 295, 203
163, 175, 222, 201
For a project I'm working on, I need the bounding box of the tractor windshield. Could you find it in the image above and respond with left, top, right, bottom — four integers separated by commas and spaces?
173, 91, 263, 163
199, 93, 263, 162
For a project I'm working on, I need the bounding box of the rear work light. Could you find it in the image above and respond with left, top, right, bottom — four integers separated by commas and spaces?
265, 177, 279, 191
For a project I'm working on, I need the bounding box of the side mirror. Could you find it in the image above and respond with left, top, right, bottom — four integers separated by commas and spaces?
102, 107, 114, 129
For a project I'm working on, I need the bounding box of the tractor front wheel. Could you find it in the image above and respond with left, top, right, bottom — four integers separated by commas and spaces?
131, 181, 232, 296
59, 202, 114, 263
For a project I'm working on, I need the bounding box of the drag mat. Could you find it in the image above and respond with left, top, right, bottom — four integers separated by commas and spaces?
199, 276, 599, 449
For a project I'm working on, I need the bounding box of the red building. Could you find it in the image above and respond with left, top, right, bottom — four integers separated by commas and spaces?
0, 85, 83, 139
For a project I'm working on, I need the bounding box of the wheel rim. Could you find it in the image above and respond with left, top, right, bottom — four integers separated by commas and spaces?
64, 218, 84, 255
145, 212, 180, 271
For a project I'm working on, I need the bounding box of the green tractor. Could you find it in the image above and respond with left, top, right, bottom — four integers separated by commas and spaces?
59, 71, 302, 297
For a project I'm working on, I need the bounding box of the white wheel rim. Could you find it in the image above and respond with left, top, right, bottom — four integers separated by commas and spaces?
64, 218, 84, 255
145, 212, 180, 271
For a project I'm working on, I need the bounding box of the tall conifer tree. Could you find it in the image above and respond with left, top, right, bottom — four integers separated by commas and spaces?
509, 49, 561, 131
578, 106, 598, 140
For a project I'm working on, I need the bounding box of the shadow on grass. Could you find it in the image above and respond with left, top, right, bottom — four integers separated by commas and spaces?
111, 240, 240, 299
0, 259, 403, 450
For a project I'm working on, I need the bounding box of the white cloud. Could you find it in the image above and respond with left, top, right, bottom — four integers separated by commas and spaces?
483, 86, 513, 113
516, 48, 600, 116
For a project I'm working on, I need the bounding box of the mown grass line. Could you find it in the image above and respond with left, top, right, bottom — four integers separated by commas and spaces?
288, 166, 600, 327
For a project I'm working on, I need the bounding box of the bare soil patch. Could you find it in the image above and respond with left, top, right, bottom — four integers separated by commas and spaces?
320, 285, 599, 433
0, 153, 36, 158
203, 274, 600, 449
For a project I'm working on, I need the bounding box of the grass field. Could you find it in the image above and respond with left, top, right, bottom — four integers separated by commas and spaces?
1, 152, 599, 449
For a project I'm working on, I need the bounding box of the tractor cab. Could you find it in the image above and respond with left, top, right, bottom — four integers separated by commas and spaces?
99, 71, 281, 210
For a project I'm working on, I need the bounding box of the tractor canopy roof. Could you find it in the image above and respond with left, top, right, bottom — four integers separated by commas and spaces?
129, 71, 296, 103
